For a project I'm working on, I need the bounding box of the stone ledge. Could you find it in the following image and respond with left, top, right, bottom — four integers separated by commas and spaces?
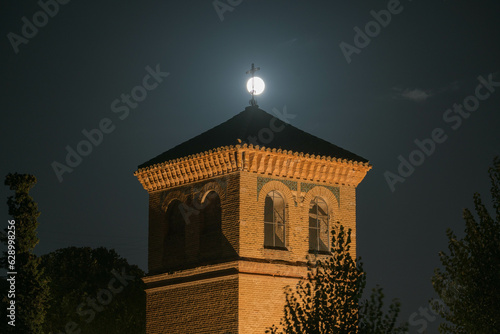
143, 258, 311, 292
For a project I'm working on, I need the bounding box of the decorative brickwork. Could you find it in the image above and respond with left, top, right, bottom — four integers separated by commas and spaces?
300, 182, 340, 206
257, 176, 298, 198
135, 144, 371, 193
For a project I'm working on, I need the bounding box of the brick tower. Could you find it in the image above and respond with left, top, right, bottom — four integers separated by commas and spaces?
134, 106, 371, 333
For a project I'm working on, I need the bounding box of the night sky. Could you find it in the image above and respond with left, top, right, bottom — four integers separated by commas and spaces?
1, 1, 499, 332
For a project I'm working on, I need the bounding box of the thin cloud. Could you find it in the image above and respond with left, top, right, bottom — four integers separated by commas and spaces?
392, 87, 433, 102
392, 78, 468, 103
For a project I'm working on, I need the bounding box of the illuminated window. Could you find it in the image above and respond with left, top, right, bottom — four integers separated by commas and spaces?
309, 197, 329, 252
264, 191, 286, 248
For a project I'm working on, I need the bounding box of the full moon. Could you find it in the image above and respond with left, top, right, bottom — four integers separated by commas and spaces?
246, 77, 265, 95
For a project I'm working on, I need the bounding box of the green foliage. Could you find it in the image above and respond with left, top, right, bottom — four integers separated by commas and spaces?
41, 247, 146, 334
431, 157, 500, 334
0, 173, 50, 334
267, 224, 407, 334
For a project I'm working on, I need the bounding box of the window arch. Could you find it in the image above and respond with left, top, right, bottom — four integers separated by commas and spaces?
309, 197, 329, 252
264, 190, 286, 248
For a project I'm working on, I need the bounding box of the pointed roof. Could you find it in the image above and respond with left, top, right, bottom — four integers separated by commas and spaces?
139, 106, 368, 169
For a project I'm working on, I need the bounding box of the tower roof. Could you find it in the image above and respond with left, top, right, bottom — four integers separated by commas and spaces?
139, 106, 368, 169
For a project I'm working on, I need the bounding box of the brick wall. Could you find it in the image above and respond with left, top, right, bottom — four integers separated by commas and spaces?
146, 276, 239, 334
238, 273, 298, 334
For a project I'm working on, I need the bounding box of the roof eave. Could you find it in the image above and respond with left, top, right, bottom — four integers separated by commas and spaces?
134, 144, 371, 192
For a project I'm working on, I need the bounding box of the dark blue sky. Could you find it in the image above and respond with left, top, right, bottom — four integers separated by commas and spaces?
1, 1, 499, 332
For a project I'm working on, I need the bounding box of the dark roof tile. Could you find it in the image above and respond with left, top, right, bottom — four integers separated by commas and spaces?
139, 106, 368, 168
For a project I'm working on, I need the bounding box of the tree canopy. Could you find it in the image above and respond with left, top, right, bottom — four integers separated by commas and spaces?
0, 173, 50, 333
41, 246, 146, 334
267, 223, 408, 334
431, 157, 500, 333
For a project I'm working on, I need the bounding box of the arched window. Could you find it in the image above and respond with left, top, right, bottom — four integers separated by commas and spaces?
309, 197, 329, 252
166, 200, 185, 237
264, 190, 286, 248
202, 191, 222, 233
199, 190, 237, 262
200, 191, 223, 261
164, 200, 186, 265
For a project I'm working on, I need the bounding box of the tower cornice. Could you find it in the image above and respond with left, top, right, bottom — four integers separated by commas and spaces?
134, 144, 372, 192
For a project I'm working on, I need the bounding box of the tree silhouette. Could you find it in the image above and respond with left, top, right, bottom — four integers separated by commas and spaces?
0, 173, 50, 333
267, 223, 407, 333
41, 247, 146, 334
359, 286, 407, 334
431, 157, 500, 333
